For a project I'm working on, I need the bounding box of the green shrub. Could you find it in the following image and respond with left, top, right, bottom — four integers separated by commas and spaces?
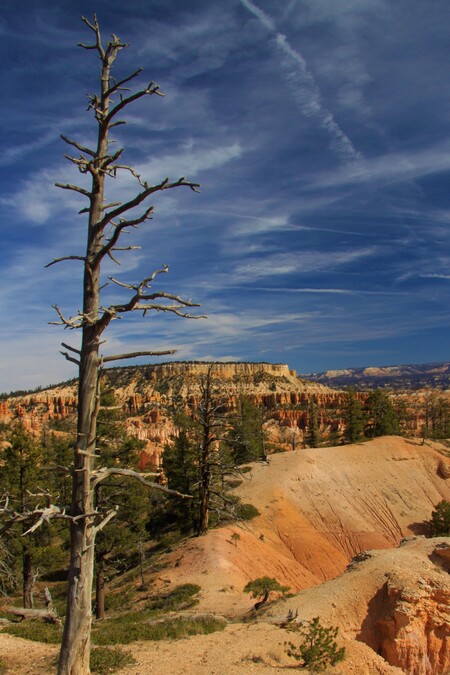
90, 647, 136, 673
146, 583, 200, 611
3, 620, 62, 643
430, 500, 450, 536
93, 614, 226, 645
236, 503, 260, 521
285, 617, 346, 672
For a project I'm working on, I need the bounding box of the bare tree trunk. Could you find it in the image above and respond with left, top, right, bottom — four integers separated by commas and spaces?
95, 555, 106, 621
58, 40, 106, 675
198, 462, 210, 536
22, 551, 33, 609
254, 590, 269, 610
54, 17, 200, 674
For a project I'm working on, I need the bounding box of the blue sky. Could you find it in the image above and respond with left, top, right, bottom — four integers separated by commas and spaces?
1, 0, 450, 392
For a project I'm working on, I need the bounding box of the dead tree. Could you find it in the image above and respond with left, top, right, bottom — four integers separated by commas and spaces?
43, 16, 201, 675
194, 367, 224, 535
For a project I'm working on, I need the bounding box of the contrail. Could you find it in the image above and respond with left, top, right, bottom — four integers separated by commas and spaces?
240, 0, 361, 163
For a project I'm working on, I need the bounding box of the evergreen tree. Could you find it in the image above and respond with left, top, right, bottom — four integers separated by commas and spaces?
227, 396, 266, 464
422, 394, 450, 440
92, 388, 152, 619
364, 389, 399, 437
0, 425, 44, 607
162, 414, 199, 534
306, 398, 321, 448
163, 368, 251, 536
343, 388, 365, 443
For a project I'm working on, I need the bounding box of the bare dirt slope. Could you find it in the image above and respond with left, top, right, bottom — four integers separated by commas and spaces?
159, 437, 449, 615
1, 537, 448, 674
0, 436, 449, 674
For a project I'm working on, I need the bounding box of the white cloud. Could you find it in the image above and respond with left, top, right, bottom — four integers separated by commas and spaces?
311, 141, 450, 190
230, 246, 377, 282
137, 141, 243, 181
240, 0, 361, 162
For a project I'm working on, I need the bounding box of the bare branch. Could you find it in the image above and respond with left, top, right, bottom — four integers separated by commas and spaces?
94, 506, 118, 534
93, 206, 154, 265
61, 342, 81, 355
60, 135, 95, 158
109, 265, 168, 290
98, 176, 200, 231
45, 256, 86, 269
105, 68, 143, 97
104, 82, 164, 124
49, 305, 83, 329
0, 501, 70, 536
55, 182, 91, 198
91, 468, 191, 499
102, 350, 176, 363
2, 606, 60, 624
102, 201, 122, 211
78, 15, 105, 58
60, 351, 81, 366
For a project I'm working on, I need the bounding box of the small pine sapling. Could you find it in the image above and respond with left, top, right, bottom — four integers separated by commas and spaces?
430, 500, 450, 536
244, 576, 290, 610
230, 532, 241, 546
285, 616, 346, 672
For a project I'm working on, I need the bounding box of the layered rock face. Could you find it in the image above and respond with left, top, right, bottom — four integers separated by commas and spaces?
1, 362, 448, 469
0, 362, 336, 467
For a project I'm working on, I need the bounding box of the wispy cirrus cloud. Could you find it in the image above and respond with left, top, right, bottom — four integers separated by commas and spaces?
240, 0, 361, 162
137, 140, 243, 180
230, 246, 378, 282
309, 140, 450, 190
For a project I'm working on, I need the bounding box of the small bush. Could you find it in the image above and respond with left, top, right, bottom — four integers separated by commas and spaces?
430, 500, 450, 536
285, 617, 346, 672
237, 503, 260, 521
146, 583, 201, 612
0, 657, 7, 675
90, 647, 136, 673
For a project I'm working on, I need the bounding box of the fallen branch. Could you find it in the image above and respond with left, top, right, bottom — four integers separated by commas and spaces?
1, 606, 60, 624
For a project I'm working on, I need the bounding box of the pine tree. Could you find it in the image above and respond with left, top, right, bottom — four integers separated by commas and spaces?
227, 396, 266, 464
364, 389, 399, 437
343, 388, 365, 443
306, 398, 321, 448
0, 425, 44, 607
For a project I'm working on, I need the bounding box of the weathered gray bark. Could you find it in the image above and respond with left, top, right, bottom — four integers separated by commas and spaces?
54, 16, 200, 675
57, 66, 106, 675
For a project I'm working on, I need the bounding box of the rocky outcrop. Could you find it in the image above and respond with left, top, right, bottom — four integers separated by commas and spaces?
357, 543, 450, 674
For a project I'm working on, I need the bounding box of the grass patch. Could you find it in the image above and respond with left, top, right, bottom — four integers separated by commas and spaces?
90, 646, 136, 673
105, 582, 136, 613
3, 619, 62, 644
93, 614, 226, 645
146, 583, 200, 612
0, 658, 7, 675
